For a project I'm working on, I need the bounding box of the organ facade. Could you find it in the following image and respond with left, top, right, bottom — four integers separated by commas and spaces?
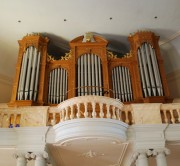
9, 31, 171, 107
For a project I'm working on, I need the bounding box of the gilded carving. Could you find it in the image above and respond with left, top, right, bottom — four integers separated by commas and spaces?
47, 54, 55, 62
121, 51, 133, 59
61, 50, 72, 60
107, 51, 117, 59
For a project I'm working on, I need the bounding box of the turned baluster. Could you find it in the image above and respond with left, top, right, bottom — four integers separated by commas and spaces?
65, 107, 69, 120
169, 109, 175, 123
92, 102, 97, 118
177, 109, 180, 123
112, 106, 116, 119
70, 105, 74, 119
13, 114, 17, 127
99, 103, 104, 118
84, 102, 88, 118
106, 104, 111, 118
125, 111, 129, 124
51, 112, 56, 125
162, 109, 168, 123
76, 103, 81, 118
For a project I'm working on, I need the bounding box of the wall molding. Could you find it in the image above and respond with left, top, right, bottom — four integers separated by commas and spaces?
159, 30, 180, 46
0, 73, 13, 86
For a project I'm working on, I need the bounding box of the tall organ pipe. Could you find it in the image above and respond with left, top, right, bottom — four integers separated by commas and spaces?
94, 54, 99, 95
77, 57, 81, 96
152, 49, 163, 96
145, 43, 156, 96
118, 67, 124, 101
29, 48, 38, 100
81, 55, 84, 95
56, 68, 60, 103
91, 54, 95, 95
98, 56, 102, 96
62, 69, 65, 101
33, 52, 41, 101
84, 54, 88, 94
113, 68, 118, 99
112, 66, 133, 102
17, 51, 26, 100
87, 54, 92, 95
24, 46, 33, 100
59, 68, 63, 102
138, 49, 147, 97
140, 45, 151, 96
116, 67, 121, 99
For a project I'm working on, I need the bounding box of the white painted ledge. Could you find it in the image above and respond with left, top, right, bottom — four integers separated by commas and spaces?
46, 118, 128, 144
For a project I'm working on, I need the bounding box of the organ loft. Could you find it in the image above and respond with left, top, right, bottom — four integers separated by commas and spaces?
8, 31, 171, 107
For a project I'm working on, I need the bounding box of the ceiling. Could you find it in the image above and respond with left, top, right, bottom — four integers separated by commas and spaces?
0, 0, 180, 78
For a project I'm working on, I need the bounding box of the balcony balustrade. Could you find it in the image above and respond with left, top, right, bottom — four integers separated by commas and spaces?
0, 97, 180, 128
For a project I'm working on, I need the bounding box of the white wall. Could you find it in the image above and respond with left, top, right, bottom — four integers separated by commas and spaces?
160, 36, 180, 98
0, 73, 13, 103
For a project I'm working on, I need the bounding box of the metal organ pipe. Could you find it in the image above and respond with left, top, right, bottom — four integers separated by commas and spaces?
57, 68, 60, 103
118, 66, 124, 101
94, 54, 99, 95
48, 68, 68, 104
59, 68, 63, 102
138, 49, 147, 97
84, 54, 88, 95
81, 55, 84, 95
87, 54, 91, 94
152, 48, 163, 96
98, 56, 102, 96
116, 67, 121, 99
112, 68, 118, 99
145, 43, 156, 96
61, 69, 66, 101
112, 66, 133, 102
140, 44, 151, 96
137, 42, 164, 97
77, 54, 103, 96
77, 57, 81, 96
33, 52, 41, 101
17, 51, 26, 100
29, 48, 38, 100
17, 46, 41, 102
91, 54, 95, 95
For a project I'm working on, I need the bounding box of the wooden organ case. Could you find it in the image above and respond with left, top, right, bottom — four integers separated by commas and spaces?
9, 31, 171, 107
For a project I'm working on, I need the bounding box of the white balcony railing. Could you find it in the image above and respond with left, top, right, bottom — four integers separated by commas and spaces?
1, 98, 180, 128
48, 95, 124, 125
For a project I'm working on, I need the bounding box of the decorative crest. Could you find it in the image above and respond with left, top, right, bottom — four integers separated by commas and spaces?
82, 32, 95, 42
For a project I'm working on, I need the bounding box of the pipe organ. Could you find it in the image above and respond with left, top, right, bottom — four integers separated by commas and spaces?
9, 31, 171, 107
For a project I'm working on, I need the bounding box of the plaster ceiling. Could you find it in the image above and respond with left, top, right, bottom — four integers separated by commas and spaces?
0, 0, 180, 77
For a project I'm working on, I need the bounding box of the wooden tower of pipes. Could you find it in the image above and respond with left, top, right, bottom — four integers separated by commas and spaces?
9, 31, 171, 107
